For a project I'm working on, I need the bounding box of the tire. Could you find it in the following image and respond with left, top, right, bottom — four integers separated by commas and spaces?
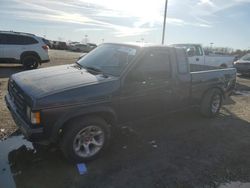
22, 55, 39, 70
200, 89, 223, 118
60, 116, 111, 163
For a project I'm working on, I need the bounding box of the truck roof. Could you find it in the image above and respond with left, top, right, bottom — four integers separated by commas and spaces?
104, 42, 175, 49
171, 43, 202, 46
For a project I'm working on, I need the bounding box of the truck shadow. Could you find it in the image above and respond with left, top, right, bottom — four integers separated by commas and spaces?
0, 65, 24, 78
2, 108, 250, 188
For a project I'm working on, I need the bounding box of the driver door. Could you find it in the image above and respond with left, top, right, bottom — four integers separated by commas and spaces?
119, 49, 175, 122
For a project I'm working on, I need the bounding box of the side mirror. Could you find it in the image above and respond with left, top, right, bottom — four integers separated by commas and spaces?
187, 48, 195, 57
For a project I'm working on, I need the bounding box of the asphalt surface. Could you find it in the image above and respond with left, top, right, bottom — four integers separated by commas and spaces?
1, 50, 250, 188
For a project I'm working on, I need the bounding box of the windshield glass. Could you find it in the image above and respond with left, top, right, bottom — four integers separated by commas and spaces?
240, 53, 250, 61
77, 44, 138, 76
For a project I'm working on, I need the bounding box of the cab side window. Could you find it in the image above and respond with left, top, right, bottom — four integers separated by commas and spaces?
135, 50, 171, 81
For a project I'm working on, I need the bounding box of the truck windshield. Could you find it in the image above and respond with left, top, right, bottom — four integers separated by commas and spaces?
77, 44, 138, 76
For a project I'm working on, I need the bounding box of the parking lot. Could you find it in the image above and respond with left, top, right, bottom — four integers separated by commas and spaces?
1, 50, 250, 188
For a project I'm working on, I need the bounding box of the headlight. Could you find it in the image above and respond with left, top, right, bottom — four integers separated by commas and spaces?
26, 106, 41, 124
31, 111, 41, 124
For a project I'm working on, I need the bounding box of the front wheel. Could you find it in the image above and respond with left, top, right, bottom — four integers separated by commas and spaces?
200, 89, 223, 118
60, 116, 111, 163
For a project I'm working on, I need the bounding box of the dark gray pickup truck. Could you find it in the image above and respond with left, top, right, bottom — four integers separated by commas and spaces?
5, 43, 236, 162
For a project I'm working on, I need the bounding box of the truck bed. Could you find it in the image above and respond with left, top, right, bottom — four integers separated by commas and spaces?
190, 68, 236, 101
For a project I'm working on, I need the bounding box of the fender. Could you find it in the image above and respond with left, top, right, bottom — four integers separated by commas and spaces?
20, 51, 41, 63
201, 86, 225, 101
50, 105, 117, 142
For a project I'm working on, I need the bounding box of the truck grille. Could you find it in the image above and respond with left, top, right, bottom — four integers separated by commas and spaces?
8, 79, 26, 117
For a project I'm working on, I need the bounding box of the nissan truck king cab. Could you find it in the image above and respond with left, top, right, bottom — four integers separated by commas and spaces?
5, 43, 236, 162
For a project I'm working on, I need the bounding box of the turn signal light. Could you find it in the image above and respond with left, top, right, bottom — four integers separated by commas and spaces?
31, 112, 41, 124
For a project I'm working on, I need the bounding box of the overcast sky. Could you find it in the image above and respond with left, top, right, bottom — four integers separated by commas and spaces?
1, 0, 250, 49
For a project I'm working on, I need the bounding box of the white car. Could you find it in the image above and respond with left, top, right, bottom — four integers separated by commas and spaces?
0, 31, 50, 69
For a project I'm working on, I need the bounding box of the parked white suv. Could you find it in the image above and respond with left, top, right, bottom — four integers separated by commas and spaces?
0, 31, 50, 69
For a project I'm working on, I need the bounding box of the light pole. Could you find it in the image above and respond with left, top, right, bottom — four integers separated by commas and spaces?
210, 42, 214, 49
85, 35, 88, 44
162, 0, 168, 45
141, 37, 144, 44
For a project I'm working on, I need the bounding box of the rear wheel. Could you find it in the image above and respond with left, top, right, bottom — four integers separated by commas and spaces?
60, 116, 111, 163
22, 55, 39, 70
200, 89, 223, 118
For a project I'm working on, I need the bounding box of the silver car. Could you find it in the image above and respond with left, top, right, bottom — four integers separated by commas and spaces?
234, 53, 250, 75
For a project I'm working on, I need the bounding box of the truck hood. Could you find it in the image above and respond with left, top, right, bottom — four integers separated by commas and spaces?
12, 64, 110, 99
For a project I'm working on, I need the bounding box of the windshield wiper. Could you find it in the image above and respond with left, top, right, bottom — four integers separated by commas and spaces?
74, 62, 83, 69
83, 66, 109, 78
84, 66, 102, 73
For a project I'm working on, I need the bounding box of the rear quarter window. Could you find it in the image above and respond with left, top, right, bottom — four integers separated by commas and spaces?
19, 36, 38, 45
176, 49, 189, 74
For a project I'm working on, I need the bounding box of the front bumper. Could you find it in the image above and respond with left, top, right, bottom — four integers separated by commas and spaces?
5, 94, 44, 141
